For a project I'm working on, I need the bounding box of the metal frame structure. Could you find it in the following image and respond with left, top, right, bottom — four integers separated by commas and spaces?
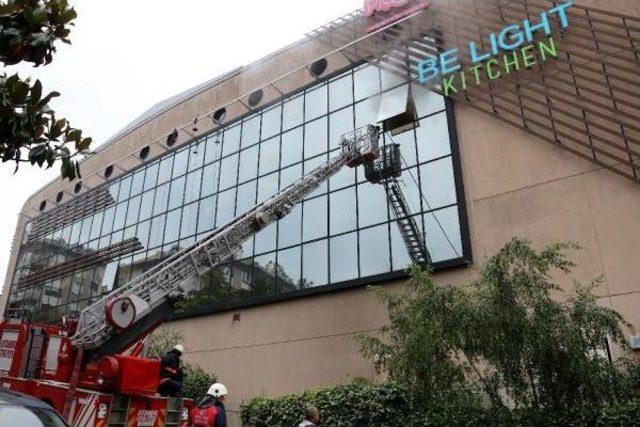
308, 0, 640, 184
28, 187, 116, 243
6, 62, 472, 324
17, 238, 143, 288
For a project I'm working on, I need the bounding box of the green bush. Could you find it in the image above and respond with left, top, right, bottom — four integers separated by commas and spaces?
358, 239, 640, 412
408, 404, 495, 427
596, 401, 640, 426
241, 382, 410, 426
183, 364, 217, 402
411, 401, 640, 427
241, 382, 640, 427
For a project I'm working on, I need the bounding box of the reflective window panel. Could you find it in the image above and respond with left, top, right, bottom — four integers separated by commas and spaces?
9, 64, 468, 320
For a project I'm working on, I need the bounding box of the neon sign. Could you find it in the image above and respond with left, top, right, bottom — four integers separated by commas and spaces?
363, 0, 410, 17
417, 1, 573, 96
363, 0, 431, 33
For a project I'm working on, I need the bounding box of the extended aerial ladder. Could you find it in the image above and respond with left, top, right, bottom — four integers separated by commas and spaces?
72, 125, 431, 357
365, 143, 432, 267
72, 125, 389, 354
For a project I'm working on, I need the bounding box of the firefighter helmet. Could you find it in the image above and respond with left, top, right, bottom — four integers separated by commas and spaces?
207, 383, 228, 398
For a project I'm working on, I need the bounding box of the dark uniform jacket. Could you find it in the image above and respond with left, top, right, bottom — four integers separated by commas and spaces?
159, 350, 182, 381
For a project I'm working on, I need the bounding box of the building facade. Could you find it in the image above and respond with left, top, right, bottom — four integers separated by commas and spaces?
3, 0, 640, 420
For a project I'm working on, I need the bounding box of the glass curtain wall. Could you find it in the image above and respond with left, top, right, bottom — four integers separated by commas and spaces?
7, 64, 469, 321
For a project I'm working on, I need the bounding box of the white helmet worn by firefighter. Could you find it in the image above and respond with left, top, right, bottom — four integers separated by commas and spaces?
172, 344, 184, 354
207, 383, 228, 398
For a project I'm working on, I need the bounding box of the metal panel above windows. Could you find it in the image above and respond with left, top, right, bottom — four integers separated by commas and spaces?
27, 186, 117, 243
17, 238, 143, 288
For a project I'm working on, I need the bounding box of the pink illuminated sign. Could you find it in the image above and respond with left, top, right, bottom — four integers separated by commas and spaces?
363, 0, 411, 17
363, 0, 431, 33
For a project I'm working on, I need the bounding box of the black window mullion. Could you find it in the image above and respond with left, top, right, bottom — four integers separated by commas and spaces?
212, 131, 225, 231
270, 100, 285, 292
160, 152, 178, 249
174, 148, 192, 246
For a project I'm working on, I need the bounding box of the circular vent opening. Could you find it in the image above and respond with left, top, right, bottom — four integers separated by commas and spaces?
166, 129, 179, 147
212, 107, 227, 125
248, 89, 264, 107
140, 146, 150, 160
56, 192, 64, 203
74, 182, 82, 194
310, 58, 328, 77
39, 201, 47, 212
105, 165, 114, 179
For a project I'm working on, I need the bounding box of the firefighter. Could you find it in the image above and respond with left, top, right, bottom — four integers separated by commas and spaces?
190, 383, 228, 427
157, 344, 185, 397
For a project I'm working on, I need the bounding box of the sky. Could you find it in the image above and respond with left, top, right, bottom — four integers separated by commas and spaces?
0, 0, 363, 292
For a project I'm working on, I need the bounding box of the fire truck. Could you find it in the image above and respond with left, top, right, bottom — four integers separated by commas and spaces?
0, 125, 430, 426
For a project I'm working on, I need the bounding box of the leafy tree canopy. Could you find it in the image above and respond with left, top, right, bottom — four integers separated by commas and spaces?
0, 0, 91, 179
358, 238, 640, 413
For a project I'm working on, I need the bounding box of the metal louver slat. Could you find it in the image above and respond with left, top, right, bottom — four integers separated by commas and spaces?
307, 0, 640, 183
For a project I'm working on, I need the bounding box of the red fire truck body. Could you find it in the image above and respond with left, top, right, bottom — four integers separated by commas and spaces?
0, 317, 192, 427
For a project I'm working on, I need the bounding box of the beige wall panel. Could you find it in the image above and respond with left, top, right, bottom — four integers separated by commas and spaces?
609, 293, 640, 341
169, 311, 257, 354
187, 87, 221, 119
575, 1, 640, 17
583, 168, 640, 296
185, 344, 254, 406
246, 333, 374, 398
250, 287, 387, 346
272, 68, 316, 96
455, 105, 600, 202
168, 289, 382, 406
167, 286, 389, 362
470, 173, 608, 294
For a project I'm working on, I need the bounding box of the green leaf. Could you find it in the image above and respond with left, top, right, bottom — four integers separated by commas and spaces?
30, 7, 48, 25
77, 137, 91, 151
30, 79, 43, 105
10, 80, 29, 104
66, 128, 81, 142
60, 157, 75, 180
0, 3, 20, 17
36, 90, 61, 110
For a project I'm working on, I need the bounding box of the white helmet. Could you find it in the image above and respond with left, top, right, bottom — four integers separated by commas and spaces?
172, 344, 185, 354
207, 383, 228, 398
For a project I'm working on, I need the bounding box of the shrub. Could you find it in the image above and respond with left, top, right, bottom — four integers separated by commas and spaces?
183, 364, 217, 402
596, 400, 640, 426
242, 384, 640, 427
358, 239, 638, 411
241, 382, 410, 426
